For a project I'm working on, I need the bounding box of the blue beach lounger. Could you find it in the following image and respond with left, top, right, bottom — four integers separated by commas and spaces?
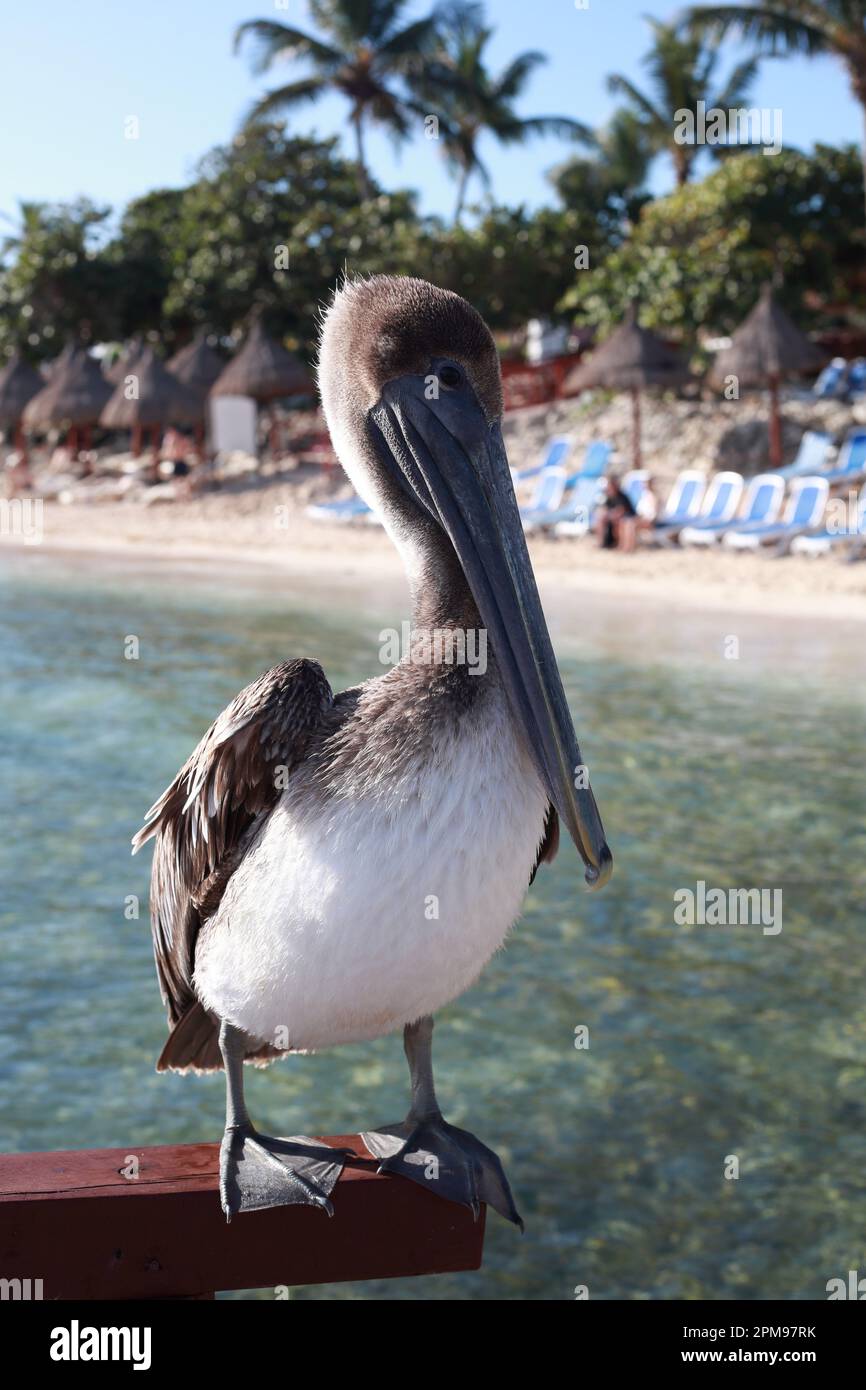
671, 471, 743, 544
519, 465, 569, 525
510, 436, 573, 484
776, 430, 831, 480
651, 470, 706, 540
681, 473, 783, 547
306, 493, 372, 523
724, 475, 829, 551
822, 427, 866, 486
791, 482, 866, 557
525, 475, 605, 536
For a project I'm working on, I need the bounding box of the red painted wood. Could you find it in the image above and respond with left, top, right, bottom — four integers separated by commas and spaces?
0, 1137, 485, 1300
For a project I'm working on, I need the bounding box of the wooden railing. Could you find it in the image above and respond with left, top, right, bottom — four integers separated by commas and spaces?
0, 1137, 485, 1300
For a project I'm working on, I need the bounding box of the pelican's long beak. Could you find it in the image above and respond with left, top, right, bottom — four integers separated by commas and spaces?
370, 373, 612, 889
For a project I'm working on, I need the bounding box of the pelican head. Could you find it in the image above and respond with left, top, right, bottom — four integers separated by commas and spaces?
318, 275, 612, 889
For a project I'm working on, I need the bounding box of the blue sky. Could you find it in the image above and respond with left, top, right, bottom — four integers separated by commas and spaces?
0, 0, 856, 234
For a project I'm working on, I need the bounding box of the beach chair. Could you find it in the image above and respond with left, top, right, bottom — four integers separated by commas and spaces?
650, 470, 706, 540
822, 427, 866, 486
776, 430, 831, 479
306, 493, 372, 523
681, 473, 784, 547
724, 475, 829, 552
525, 475, 605, 536
621, 469, 649, 511
846, 359, 866, 399
671, 471, 743, 544
579, 440, 612, 478
510, 435, 573, 484
518, 466, 569, 526
811, 359, 847, 401
790, 481, 866, 557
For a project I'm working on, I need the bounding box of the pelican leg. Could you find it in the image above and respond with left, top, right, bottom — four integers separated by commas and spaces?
218, 1019, 348, 1222
362, 1016, 523, 1229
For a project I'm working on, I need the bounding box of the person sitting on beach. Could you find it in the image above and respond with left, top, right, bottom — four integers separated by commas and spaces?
635, 476, 659, 539
595, 474, 637, 551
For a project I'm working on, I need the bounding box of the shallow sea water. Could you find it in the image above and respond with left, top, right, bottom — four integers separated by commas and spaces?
1, 549, 864, 1300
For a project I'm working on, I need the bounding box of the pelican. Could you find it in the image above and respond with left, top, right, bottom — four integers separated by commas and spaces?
133, 275, 612, 1227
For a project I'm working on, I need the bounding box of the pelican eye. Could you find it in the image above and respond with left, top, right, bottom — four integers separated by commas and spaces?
438, 362, 463, 390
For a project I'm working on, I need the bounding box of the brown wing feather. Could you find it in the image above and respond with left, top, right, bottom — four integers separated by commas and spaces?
529, 803, 559, 886
132, 658, 333, 1069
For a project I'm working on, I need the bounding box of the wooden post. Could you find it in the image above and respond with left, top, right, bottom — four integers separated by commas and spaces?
0, 1137, 485, 1300
768, 375, 783, 468
631, 387, 642, 469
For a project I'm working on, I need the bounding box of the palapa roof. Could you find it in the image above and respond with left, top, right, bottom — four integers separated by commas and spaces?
563, 302, 691, 394
100, 346, 203, 428
709, 285, 827, 388
166, 331, 224, 397
40, 341, 78, 383
210, 320, 312, 401
104, 336, 145, 385
23, 347, 113, 430
0, 353, 44, 426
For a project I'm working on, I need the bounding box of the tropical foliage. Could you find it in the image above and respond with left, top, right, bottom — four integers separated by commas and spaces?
608, 17, 759, 185
0, 3, 864, 365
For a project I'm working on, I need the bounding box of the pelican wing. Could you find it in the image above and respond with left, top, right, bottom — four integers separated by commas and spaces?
132, 658, 333, 1068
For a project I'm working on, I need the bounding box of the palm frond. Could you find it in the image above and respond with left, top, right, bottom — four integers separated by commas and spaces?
233, 20, 342, 73
494, 51, 548, 101
378, 15, 441, 61
240, 76, 330, 125
712, 56, 761, 109
683, 5, 831, 56
607, 73, 664, 126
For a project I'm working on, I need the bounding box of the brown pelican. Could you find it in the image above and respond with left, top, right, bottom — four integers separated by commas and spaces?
133, 275, 612, 1227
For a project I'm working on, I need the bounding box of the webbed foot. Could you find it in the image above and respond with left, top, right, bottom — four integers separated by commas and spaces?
361, 1115, 523, 1229
219, 1124, 348, 1221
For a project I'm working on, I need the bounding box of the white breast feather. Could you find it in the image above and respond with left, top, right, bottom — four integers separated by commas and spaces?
193, 685, 548, 1052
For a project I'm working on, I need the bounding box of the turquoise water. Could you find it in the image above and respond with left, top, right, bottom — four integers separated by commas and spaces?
1, 553, 865, 1300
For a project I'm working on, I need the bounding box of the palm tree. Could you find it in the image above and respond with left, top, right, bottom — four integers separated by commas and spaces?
684, 2, 866, 221
422, 2, 592, 222
607, 17, 759, 185
234, 0, 442, 199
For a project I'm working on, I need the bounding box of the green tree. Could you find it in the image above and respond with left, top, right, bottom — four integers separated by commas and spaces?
561, 145, 865, 344
234, 0, 441, 199
608, 16, 759, 185
685, 1, 866, 219
551, 109, 655, 245
420, 2, 591, 221
0, 199, 118, 359
105, 189, 186, 341
157, 125, 431, 357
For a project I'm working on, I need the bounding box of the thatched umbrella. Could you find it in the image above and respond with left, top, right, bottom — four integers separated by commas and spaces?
167, 331, 223, 398
23, 346, 113, 457
211, 320, 312, 456
40, 341, 78, 383
100, 346, 202, 460
563, 302, 690, 468
709, 285, 828, 469
0, 354, 43, 461
104, 335, 145, 385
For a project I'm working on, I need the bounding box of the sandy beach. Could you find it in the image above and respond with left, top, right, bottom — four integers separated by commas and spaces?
4, 474, 865, 617
3, 471, 865, 691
